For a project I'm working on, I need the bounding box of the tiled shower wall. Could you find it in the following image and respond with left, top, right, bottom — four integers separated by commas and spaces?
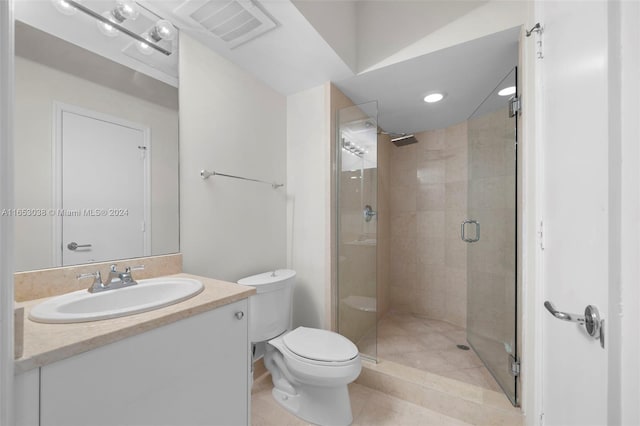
389, 122, 469, 328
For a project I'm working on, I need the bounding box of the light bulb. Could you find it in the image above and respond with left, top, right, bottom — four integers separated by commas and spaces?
97, 11, 119, 37
113, 0, 139, 22
150, 19, 176, 42
51, 0, 78, 15
136, 36, 155, 56
423, 93, 444, 103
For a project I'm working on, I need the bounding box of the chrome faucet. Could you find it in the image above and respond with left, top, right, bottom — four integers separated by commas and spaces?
77, 264, 145, 293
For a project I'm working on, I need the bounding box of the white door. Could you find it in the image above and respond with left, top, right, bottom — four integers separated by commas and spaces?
540, 1, 611, 424
57, 105, 150, 266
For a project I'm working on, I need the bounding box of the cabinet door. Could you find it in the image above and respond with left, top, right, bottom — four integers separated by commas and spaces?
41, 299, 249, 426
15, 369, 39, 426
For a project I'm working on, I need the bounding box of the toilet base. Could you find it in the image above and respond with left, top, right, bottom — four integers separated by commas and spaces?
271, 384, 353, 426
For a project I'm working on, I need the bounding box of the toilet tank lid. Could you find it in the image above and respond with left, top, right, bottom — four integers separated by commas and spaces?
237, 269, 296, 290
283, 327, 359, 362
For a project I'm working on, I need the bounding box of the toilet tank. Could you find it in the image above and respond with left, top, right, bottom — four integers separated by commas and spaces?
237, 269, 295, 343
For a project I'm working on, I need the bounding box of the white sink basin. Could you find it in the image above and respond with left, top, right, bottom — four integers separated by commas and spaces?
29, 277, 204, 324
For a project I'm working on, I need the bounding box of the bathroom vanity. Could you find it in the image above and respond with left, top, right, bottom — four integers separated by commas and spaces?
14, 274, 255, 426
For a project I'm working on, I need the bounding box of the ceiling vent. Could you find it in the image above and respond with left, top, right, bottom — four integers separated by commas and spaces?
174, 0, 277, 48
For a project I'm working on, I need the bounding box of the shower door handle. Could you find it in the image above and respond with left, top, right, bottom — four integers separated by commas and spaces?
460, 220, 480, 243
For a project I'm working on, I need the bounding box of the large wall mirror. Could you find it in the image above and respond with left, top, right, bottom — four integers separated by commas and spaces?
14, 1, 179, 272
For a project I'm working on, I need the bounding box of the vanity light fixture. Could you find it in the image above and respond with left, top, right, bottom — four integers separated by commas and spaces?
52, 0, 78, 16
342, 138, 369, 157
498, 86, 517, 96
423, 92, 445, 103
342, 138, 367, 157
137, 19, 176, 55
97, 0, 140, 37
52, 0, 176, 56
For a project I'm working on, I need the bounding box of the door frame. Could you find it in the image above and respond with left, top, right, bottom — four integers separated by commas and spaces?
52, 102, 152, 266
0, 0, 14, 424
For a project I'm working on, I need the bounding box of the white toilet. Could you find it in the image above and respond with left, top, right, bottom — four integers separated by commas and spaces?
238, 269, 361, 426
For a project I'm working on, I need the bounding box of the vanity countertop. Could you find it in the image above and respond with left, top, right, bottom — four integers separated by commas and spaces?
14, 273, 255, 373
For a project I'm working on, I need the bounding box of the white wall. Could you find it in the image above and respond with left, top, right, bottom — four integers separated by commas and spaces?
286, 85, 329, 329
179, 34, 287, 283
14, 56, 179, 271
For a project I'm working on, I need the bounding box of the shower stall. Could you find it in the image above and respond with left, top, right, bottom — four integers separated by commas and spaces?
336, 68, 519, 405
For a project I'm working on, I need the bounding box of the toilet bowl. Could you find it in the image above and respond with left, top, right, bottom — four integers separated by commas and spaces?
265, 327, 361, 425
238, 270, 362, 426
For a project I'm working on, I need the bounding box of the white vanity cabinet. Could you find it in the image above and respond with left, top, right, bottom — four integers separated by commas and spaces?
15, 368, 39, 426
17, 299, 250, 426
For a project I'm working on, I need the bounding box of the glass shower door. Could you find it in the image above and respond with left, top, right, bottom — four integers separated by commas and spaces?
336, 101, 378, 361
465, 68, 518, 404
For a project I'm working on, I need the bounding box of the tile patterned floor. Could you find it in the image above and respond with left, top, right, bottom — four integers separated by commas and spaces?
369, 312, 502, 393
251, 379, 472, 426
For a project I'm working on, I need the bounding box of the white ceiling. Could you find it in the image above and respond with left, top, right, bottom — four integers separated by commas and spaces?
148, 0, 355, 95
146, 0, 521, 131
334, 26, 520, 134
18, 0, 522, 133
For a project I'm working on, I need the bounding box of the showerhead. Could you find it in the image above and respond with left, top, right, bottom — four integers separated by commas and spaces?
391, 134, 418, 146
379, 130, 418, 146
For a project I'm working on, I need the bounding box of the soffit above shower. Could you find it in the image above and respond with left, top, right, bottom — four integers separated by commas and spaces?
334, 26, 520, 135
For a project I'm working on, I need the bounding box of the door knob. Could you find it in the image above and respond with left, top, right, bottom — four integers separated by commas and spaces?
67, 242, 92, 251
544, 301, 604, 348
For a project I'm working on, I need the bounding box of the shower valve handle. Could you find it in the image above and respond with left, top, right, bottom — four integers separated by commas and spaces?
363, 205, 377, 222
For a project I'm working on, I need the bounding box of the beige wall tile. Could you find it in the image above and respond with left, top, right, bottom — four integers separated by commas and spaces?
445, 267, 467, 328
390, 212, 417, 239
445, 147, 468, 183
390, 185, 417, 212
417, 236, 445, 267
444, 121, 468, 150
419, 128, 446, 153
445, 181, 468, 211
417, 211, 446, 240
417, 159, 445, 184
417, 183, 445, 211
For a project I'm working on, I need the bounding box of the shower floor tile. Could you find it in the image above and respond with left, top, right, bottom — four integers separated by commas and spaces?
371, 312, 502, 393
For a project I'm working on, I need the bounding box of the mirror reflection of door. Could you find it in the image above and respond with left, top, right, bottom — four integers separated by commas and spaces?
55, 103, 150, 266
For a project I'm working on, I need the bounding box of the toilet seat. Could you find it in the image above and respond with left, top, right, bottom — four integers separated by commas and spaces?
283, 327, 359, 363
268, 329, 362, 387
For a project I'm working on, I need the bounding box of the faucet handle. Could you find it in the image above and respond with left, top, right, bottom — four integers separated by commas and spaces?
77, 271, 103, 293
125, 265, 145, 273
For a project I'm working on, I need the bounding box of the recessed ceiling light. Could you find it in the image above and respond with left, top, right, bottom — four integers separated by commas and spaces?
498, 86, 516, 96
423, 93, 444, 103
